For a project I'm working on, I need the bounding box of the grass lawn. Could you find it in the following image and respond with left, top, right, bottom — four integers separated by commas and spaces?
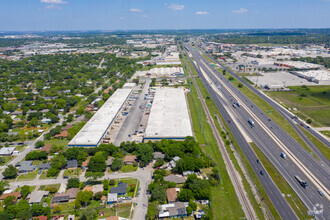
0, 156, 14, 166
250, 142, 309, 219
39, 170, 57, 179
120, 178, 138, 198
320, 130, 330, 138
17, 169, 38, 180
15, 185, 36, 192
121, 165, 138, 173
298, 127, 330, 160
266, 85, 330, 127
38, 184, 61, 191
45, 139, 69, 148
63, 168, 81, 177
55, 201, 75, 214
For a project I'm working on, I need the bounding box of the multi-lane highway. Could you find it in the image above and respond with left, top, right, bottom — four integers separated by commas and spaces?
184, 43, 330, 219
200, 47, 330, 165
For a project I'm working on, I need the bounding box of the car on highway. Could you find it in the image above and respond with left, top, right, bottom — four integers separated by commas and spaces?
260, 171, 264, 175
318, 190, 323, 196
256, 159, 260, 163
228, 120, 231, 123
268, 118, 271, 121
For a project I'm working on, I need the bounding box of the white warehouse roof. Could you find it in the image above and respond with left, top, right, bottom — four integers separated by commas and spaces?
68, 89, 132, 147
144, 87, 192, 140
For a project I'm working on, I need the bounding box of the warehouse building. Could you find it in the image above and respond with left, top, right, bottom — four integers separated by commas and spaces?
290, 70, 330, 83
144, 87, 193, 140
68, 89, 132, 147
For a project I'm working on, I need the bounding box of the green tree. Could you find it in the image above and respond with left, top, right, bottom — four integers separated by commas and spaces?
306, 118, 312, 124
0, 180, 9, 195
238, 83, 244, 88
4, 196, 16, 207
20, 185, 31, 199
79, 207, 97, 220
88, 155, 106, 172
186, 206, 193, 215
178, 189, 194, 202
34, 140, 45, 148
3, 165, 18, 179
67, 177, 80, 189
110, 157, 123, 171
103, 180, 109, 191
53, 205, 62, 213
94, 191, 103, 200
31, 203, 44, 216
146, 201, 159, 220
150, 184, 166, 203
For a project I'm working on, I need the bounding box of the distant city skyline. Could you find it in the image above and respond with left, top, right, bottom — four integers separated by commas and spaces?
0, 0, 329, 31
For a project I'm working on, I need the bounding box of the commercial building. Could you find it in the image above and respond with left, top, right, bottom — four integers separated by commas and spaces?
144, 88, 192, 140
274, 61, 322, 69
68, 89, 132, 147
290, 70, 330, 83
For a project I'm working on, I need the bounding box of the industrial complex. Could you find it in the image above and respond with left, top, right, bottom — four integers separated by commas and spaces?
68, 88, 132, 147
144, 87, 193, 140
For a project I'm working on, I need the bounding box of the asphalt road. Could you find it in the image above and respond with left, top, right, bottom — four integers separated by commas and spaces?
186, 44, 330, 219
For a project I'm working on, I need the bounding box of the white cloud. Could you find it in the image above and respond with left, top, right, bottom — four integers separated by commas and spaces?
41, 0, 67, 4
232, 8, 248, 14
130, 8, 142, 12
120, 17, 125, 20
166, 3, 185, 10
45, 4, 62, 9
196, 11, 209, 15
141, 14, 148, 18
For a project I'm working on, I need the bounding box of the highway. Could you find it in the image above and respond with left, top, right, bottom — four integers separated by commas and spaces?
185, 43, 330, 219
200, 47, 330, 165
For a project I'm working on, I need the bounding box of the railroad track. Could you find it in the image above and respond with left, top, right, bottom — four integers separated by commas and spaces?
181, 47, 257, 220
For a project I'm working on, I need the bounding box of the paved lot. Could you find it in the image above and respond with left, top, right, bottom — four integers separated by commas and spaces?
114, 79, 151, 146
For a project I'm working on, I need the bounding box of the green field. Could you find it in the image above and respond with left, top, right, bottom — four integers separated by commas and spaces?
320, 130, 330, 138
45, 139, 69, 148
63, 168, 81, 177
16, 170, 38, 180
266, 85, 330, 127
250, 143, 308, 219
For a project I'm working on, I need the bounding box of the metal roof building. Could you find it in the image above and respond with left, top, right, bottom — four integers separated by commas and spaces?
68, 89, 132, 147
144, 87, 193, 140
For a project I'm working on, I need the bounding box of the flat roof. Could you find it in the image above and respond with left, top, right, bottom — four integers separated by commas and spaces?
145, 87, 192, 139
68, 89, 132, 147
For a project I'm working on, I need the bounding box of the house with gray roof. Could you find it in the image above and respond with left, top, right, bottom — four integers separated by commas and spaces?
110, 182, 127, 195
159, 202, 187, 218
27, 191, 49, 204
39, 163, 51, 170
67, 160, 78, 169
18, 161, 37, 173
164, 175, 186, 184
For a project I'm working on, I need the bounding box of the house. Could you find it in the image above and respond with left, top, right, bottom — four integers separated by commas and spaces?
67, 160, 78, 169
166, 188, 177, 203
40, 144, 52, 154
159, 202, 187, 218
83, 186, 93, 192
52, 188, 79, 203
18, 161, 37, 173
153, 152, 165, 159
54, 131, 68, 139
81, 158, 89, 170
63, 124, 73, 131
164, 175, 186, 184
93, 184, 103, 194
0, 192, 21, 202
182, 171, 194, 176
107, 193, 118, 204
124, 155, 137, 164
41, 118, 51, 123
39, 163, 51, 170
27, 191, 49, 204
0, 147, 16, 156
169, 156, 181, 168
110, 182, 127, 195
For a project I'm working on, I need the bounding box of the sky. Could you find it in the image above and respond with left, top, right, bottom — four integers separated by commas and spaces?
0, 0, 329, 31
